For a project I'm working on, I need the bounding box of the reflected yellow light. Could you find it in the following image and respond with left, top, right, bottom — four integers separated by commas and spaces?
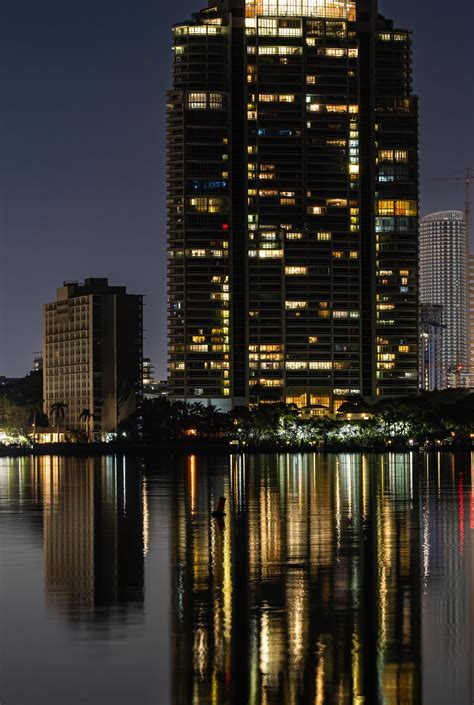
188, 455, 197, 513
142, 477, 149, 557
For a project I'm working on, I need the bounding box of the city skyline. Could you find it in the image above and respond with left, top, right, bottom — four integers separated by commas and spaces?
1, 0, 473, 379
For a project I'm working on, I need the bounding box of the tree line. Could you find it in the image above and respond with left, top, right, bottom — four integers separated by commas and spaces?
1, 371, 473, 448
125, 390, 474, 449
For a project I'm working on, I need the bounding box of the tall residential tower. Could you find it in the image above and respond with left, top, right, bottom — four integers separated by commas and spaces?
420, 211, 467, 386
167, 0, 419, 411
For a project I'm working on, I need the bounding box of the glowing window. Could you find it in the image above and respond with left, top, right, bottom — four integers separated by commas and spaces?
376, 200, 417, 217
286, 394, 307, 408
285, 300, 308, 309
285, 266, 308, 275
246, 0, 356, 20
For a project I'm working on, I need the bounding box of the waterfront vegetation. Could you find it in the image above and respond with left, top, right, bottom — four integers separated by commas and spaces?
131, 390, 474, 450
0, 372, 47, 443
1, 371, 473, 450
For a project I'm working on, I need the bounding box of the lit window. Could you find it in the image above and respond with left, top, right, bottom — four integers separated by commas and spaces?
310, 395, 330, 408
286, 394, 307, 408
376, 200, 417, 217
327, 198, 347, 207
257, 250, 283, 258
258, 45, 302, 55
187, 92, 207, 110
285, 300, 308, 309
309, 361, 332, 370
246, 0, 356, 21
285, 266, 308, 275
286, 361, 308, 370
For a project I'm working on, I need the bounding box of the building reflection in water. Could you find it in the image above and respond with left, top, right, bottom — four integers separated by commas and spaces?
170, 453, 424, 705
31, 456, 144, 628
1, 451, 472, 702
421, 452, 474, 705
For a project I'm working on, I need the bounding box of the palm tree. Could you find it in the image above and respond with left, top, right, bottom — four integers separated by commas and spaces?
50, 402, 67, 443
32, 400, 44, 445
79, 409, 95, 442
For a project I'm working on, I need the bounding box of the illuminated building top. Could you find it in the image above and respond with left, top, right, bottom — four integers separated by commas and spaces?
245, 0, 356, 19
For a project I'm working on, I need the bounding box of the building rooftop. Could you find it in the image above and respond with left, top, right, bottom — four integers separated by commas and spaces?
421, 210, 465, 223
55, 278, 131, 300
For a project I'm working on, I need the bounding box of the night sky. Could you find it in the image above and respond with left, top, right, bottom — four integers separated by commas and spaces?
1, 0, 473, 379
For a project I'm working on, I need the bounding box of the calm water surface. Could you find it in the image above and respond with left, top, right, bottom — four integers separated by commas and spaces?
0, 453, 473, 705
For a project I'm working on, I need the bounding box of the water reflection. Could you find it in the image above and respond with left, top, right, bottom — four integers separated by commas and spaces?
0, 452, 473, 705
421, 453, 474, 705
170, 452, 473, 705
1, 456, 144, 628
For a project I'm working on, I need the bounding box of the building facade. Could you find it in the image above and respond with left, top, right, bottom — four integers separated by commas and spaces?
167, 0, 419, 411
420, 211, 467, 387
419, 303, 444, 391
142, 357, 156, 387
468, 254, 474, 376
43, 278, 143, 437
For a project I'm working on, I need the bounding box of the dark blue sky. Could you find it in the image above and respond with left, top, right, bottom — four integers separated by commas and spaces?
1, 0, 473, 378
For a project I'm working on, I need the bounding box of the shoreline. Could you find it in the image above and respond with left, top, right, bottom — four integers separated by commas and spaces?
0, 440, 471, 458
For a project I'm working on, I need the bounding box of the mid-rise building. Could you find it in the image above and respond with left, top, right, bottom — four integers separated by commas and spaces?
142, 357, 156, 386
445, 369, 474, 390
468, 254, 474, 374
419, 304, 444, 391
167, 0, 419, 411
43, 278, 143, 437
420, 211, 467, 387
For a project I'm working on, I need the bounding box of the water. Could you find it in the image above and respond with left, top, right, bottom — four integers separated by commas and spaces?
0, 453, 473, 705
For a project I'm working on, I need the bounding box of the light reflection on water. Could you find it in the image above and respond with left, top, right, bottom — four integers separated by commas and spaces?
0, 452, 472, 705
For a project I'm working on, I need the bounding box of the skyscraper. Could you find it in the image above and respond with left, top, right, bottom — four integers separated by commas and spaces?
43, 278, 143, 437
419, 211, 467, 386
167, 0, 419, 411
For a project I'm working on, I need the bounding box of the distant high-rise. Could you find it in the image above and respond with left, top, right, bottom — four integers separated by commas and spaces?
142, 357, 156, 386
420, 211, 467, 386
468, 254, 474, 374
33, 351, 43, 373
419, 304, 444, 391
43, 278, 143, 437
167, 0, 419, 411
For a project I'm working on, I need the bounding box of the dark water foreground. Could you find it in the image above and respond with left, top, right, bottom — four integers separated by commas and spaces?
0, 453, 473, 705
